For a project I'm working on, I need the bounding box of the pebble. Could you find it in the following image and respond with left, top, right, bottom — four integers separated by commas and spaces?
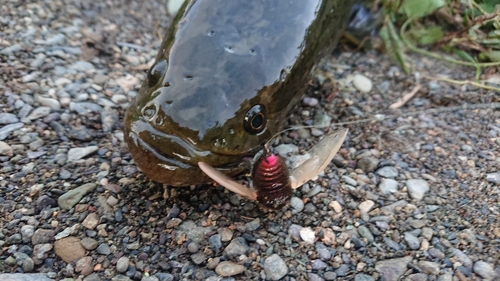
67, 146, 99, 161
376, 166, 398, 178
404, 232, 420, 250
22, 257, 35, 272
379, 178, 398, 194
80, 237, 99, 250
418, 261, 440, 275
375, 256, 413, 281
223, 237, 248, 258
354, 274, 375, 281
31, 229, 55, 245
190, 252, 206, 265
96, 243, 111, 255
485, 173, 500, 184
357, 225, 374, 243
303, 97, 319, 106
215, 261, 245, 277
0, 273, 53, 281
290, 197, 304, 214
53, 236, 86, 263
473, 261, 496, 280
82, 213, 99, 229
308, 273, 325, 281
264, 254, 288, 280
356, 157, 379, 172
454, 247, 474, 266
0, 113, 19, 124
358, 200, 374, 213
116, 256, 130, 273
353, 74, 373, 93
58, 183, 97, 210
76, 256, 93, 276
27, 106, 51, 120
0, 122, 24, 140
406, 179, 430, 201
299, 227, 316, 244
218, 228, 233, 242
0, 141, 13, 156
328, 200, 342, 213
311, 259, 328, 270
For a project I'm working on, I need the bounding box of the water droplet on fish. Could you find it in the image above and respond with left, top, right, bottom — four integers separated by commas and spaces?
208, 30, 215, 36
249, 49, 256, 55
224, 46, 234, 53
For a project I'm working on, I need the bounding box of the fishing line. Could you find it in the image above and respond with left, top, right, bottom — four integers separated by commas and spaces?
264, 101, 500, 150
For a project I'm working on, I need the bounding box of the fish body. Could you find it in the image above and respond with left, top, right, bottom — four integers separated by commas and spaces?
124, 0, 352, 186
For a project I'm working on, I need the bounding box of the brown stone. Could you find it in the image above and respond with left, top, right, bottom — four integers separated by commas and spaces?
75, 256, 93, 276
54, 236, 86, 263
215, 261, 245, 277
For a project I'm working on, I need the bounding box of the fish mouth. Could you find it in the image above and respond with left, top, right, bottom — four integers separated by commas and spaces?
127, 118, 248, 170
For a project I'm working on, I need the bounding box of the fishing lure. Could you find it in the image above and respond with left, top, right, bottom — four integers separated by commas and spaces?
198, 128, 348, 208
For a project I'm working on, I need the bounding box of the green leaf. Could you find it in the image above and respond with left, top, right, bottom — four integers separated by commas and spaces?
453, 49, 476, 63
380, 18, 410, 73
410, 26, 444, 45
481, 50, 500, 62
401, 0, 446, 19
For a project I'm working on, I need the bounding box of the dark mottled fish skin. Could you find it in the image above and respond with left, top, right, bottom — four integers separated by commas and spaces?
124, 0, 352, 186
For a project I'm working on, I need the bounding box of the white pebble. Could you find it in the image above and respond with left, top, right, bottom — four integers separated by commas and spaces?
353, 74, 373, 93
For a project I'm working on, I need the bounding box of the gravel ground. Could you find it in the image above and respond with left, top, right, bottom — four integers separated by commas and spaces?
1, 1, 499, 281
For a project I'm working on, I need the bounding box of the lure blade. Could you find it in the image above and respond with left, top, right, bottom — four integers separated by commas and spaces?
198, 162, 257, 200
290, 128, 348, 189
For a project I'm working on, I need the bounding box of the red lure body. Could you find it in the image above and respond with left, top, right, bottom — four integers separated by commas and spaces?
252, 153, 292, 209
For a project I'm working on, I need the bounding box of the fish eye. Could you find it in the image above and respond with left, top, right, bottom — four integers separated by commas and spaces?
244, 104, 267, 134
147, 59, 168, 87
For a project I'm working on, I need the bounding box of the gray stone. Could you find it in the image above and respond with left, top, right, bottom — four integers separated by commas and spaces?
418, 261, 440, 275
31, 229, 55, 245
224, 237, 248, 258
406, 179, 430, 201
20, 225, 35, 243
58, 183, 97, 210
190, 252, 206, 265
375, 256, 413, 281
376, 166, 398, 178
176, 220, 213, 244
67, 146, 99, 161
354, 273, 375, 281
437, 274, 453, 281
307, 273, 325, 281
22, 257, 35, 272
0, 113, 19, 124
264, 254, 288, 281
404, 232, 420, 250
96, 243, 111, 255
357, 157, 379, 173
116, 256, 129, 273
450, 247, 472, 269
290, 197, 304, 214
27, 106, 51, 120
0, 273, 53, 281
473, 261, 496, 280
81, 238, 99, 250
358, 225, 374, 243
311, 259, 328, 270
379, 178, 398, 194
0, 122, 24, 140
